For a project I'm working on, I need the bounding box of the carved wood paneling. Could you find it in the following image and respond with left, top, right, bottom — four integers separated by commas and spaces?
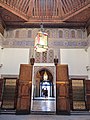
58, 84, 68, 97
56, 65, 70, 114
57, 65, 68, 81
0, 0, 89, 27
19, 64, 32, 81
57, 98, 69, 111
86, 80, 90, 110
0, 79, 3, 102
16, 64, 32, 114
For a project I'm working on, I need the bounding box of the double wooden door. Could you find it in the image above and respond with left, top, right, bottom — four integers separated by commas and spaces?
16, 64, 70, 114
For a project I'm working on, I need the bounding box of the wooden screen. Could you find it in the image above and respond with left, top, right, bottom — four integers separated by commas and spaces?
16, 64, 32, 114
86, 80, 90, 110
71, 79, 86, 110
1, 79, 17, 109
0, 79, 3, 107
56, 64, 70, 114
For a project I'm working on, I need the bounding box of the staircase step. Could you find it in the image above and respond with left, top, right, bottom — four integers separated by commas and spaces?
31, 111, 56, 115
71, 111, 90, 115
0, 109, 16, 114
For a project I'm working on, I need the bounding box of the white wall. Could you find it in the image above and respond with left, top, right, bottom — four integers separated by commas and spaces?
0, 47, 89, 78
0, 48, 30, 75
87, 46, 90, 79
87, 47, 90, 64
60, 49, 88, 76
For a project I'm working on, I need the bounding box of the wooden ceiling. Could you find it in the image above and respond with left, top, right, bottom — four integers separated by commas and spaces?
0, 0, 90, 28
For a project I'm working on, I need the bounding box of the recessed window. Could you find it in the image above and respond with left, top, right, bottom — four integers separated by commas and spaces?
59, 30, 63, 38
71, 30, 76, 38
28, 30, 32, 38
15, 30, 19, 38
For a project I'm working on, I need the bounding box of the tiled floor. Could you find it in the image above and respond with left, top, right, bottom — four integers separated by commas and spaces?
1, 97, 90, 120
0, 114, 90, 120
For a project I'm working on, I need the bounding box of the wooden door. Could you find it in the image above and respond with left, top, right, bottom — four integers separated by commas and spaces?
16, 64, 33, 114
86, 80, 90, 110
56, 65, 70, 114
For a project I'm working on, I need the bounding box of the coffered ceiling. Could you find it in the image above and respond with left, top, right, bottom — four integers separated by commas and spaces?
0, 0, 90, 28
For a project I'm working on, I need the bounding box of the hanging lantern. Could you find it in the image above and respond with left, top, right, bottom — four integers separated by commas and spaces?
43, 71, 48, 81
34, 31, 48, 52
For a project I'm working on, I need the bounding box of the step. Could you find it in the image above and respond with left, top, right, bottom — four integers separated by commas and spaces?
0, 109, 16, 114
71, 111, 90, 115
31, 111, 56, 115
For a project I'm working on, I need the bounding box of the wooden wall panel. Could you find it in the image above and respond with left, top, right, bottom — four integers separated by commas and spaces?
86, 80, 90, 110
57, 84, 68, 97
16, 64, 33, 114
0, 79, 3, 107
57, 98, 69, 111
1, 79, 17, 109
19, 64, 32, 81
17, 97, 30, 110
71, 79, 86, 110
0, 79, 3, 101
56, 65, 70, 114
57, 65, 68, 81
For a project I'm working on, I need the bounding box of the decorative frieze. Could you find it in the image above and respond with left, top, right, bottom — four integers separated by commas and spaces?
2, 28, 87, 48
51, 40, 87, 48
2, 38, 87, 48
5, 28, 86, 39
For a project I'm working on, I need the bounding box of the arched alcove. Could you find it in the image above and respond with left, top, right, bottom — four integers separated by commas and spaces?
34, 68, 54, 97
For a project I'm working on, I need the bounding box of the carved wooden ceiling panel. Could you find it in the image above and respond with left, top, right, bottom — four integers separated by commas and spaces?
0, 0, 90, 28
0, 8, 25, 22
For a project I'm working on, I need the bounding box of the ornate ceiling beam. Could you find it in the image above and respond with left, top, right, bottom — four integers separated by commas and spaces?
25, 19, 64, 24
22, 0, 30, 13
63, 3, 90, 21
27, 0, 35, 17
0, 1, 28, 21
57, 0, 64, 18
19, 0, 27, 12
61, 0, 69, 13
